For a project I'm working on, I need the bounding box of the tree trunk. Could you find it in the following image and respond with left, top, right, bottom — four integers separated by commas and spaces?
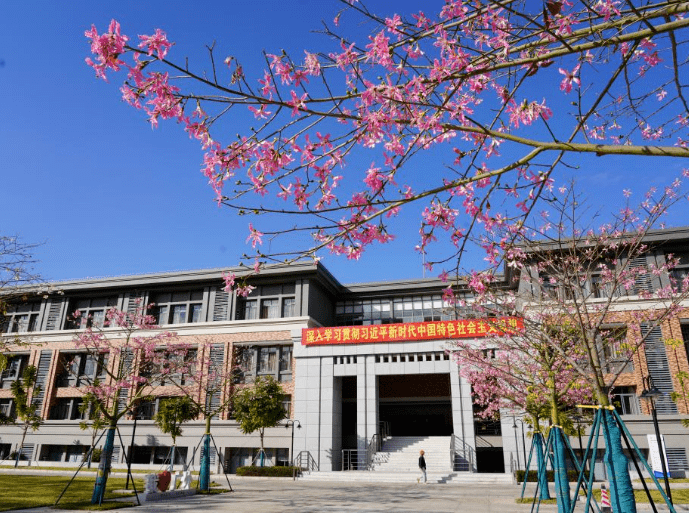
91, 424, 116, 505
602, 409, 636, 513
199, 416, 211, 492
534, 432, 551, 501
15, 425, 29, 468
259, 428, 265, 467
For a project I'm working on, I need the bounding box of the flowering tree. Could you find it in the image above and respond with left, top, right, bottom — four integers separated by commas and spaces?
78, 393, 107, 468
460, 181, 688, 512
452, 317, 592, 505
85, 1, 689, 286
71, 304, 178, 504
150, 340, 238, 491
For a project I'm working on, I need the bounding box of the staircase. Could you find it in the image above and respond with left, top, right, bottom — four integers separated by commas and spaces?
300, 436, 513, 484
371, 436, 451, 473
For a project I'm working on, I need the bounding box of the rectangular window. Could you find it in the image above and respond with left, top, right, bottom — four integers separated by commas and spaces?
282, 298, 296, 318
57, 352, 108, 387
0, 355, 29, 389
612, 386, 640, 415
261, 299, 280, 319
1, 301, 41, 334
258, 347, 278, 373
0, 399, 14, 418
600, 326, 632, 374
49, 398, 85, 420
243, 300, 258, 320
153, 290, 204, 325
65, 297, 118, 330
281, 395, 291, 418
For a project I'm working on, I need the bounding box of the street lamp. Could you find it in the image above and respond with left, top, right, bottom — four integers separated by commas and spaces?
571, 414, 589, 475
640, 377, 672, 506
285, 420, 301, 466
514, 417, 527, 470
512, 416, 521, 470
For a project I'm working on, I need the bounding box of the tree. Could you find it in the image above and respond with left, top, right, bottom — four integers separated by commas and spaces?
78, 393, 108, 468
461, 183, 688, 513
232, 376, 287, 467
452, 316, 593, 505
10, 364, 42, 468
84, 2, 689, 283
150, 340, 239, 491
71, 303, 178, 504
153, 396, 199, 472
0, 235, 42, 372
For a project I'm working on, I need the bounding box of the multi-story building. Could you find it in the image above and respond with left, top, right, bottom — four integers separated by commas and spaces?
1, 228, 689, 477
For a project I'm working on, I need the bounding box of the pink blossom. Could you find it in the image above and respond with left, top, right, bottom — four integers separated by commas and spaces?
558, 64, 580, 93
138, 28, 172, 60
85, 20, 128, 80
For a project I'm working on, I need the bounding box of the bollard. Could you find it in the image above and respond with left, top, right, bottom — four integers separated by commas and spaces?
601, 484, 612, 513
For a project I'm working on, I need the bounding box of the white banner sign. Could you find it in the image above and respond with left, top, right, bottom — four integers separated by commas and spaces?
647, 434, 670, 477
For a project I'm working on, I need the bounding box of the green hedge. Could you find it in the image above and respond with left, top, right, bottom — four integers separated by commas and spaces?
515, 469, 590, 483
236, 466, 301, 477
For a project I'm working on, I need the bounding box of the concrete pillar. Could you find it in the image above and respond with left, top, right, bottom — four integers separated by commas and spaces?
451, 366, 477, 471
356, 356, 378, 469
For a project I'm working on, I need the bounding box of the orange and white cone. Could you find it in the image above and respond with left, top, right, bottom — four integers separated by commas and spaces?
601, 484, 612, 512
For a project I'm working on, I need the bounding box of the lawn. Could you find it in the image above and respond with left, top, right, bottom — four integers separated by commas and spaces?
0, 475, 142, 511
517, 488, 689, 505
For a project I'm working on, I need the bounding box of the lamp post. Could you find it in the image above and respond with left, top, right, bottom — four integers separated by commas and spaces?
514, 417, 527, 470
640, 377, 672, 506
512, 416, 521, 470
125, 408, 141, 490
285, 420, 301, 466
571, 414, 588, 475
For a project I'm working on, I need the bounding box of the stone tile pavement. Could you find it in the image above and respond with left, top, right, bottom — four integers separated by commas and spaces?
7, 476, 688, 513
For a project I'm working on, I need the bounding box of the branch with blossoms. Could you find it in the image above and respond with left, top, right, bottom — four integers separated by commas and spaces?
455, 178, 689, 408
85, 0, 689, 281
71, 303, 179, 423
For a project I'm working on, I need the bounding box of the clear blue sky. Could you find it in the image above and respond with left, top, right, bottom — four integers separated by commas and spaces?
1, 1, 687, 285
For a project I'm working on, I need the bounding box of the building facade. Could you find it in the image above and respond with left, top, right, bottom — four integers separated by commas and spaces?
1, 229, 689, 476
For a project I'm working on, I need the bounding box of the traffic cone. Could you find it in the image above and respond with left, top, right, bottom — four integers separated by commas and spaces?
601, 484, 612, 513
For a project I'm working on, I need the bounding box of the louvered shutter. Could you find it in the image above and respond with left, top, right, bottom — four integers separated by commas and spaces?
117, 349, 134, 414
213, 289, 230, 321
32, 350, 52, 411
642, 325, 678, 414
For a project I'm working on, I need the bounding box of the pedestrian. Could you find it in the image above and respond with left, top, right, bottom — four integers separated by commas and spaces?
417, 449, 427, 484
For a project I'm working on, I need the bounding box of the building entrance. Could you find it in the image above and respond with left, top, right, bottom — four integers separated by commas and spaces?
378, 374, 453, 437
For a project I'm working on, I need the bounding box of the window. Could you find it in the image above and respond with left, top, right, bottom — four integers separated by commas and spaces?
281, 395, 291, 417
682, 324, 689, 363
153, 290, 204, 325
589, 275, 612, 299
599, 326, 632, 374
0, 355, 29, 389
669, 252, 689, 288
57, 352, 108, 387
612, 386, 640, 415
0, 399, 14, 419
540, 275, 559, 300
282, 298, 296, 317
1, 302, 41, 334
136, 396, 176, 420
65, 297, 118, 329
234, 345, 293, 383
337, 294, 454, 326
261, 299, 279, 319
235, 284, 296, 320
50, 398, 86, 420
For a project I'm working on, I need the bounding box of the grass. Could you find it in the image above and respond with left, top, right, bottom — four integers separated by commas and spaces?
634, 477, 689, 484
0, 475, 143, 511
0, 465, 199, 475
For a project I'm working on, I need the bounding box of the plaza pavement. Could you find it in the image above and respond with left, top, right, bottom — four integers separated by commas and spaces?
6, 475, 689, 513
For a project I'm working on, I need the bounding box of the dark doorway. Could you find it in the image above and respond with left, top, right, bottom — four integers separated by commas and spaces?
378, 374, 453, 436
476, 447, 505, 473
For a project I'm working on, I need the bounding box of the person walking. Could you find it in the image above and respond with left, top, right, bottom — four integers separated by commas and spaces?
417, 449, 427, 484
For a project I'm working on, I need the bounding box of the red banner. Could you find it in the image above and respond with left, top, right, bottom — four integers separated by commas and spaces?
302, 317, 524, 346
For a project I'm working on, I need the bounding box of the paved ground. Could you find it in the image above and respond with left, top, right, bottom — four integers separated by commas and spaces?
7, 476, 688, 513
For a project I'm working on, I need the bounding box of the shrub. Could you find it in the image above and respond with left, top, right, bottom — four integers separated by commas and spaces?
515, 469, 588, 483
236, 466, 300, 477
90, 448, 102, 463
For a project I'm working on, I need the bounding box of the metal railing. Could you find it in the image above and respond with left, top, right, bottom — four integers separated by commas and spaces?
378, 421, 390, 440
451, 434, 475, 472
342, 433, 381, 471
294, 451, 318, 473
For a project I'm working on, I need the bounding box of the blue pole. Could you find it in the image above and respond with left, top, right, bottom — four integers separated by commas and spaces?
552, 427, 571, 513
91, 425, 116, 504
199, 432, 211, 491
535, 432, 551, 501
602, 408, 636, 513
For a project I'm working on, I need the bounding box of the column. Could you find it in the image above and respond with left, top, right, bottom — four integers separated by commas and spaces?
450, 367, 476, 471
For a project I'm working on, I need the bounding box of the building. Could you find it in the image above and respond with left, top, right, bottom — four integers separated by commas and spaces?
1, 228, 689, 477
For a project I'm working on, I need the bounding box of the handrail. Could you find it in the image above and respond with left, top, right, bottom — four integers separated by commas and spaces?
451, 434, 475, 473
294, 451, 318, 473
366, 434, 379, 469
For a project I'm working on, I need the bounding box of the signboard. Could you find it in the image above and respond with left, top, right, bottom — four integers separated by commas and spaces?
302, 317, 524, 346
647, 434, 670, 477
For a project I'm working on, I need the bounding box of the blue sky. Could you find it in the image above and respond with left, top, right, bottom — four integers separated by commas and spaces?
1, 1, 687, 286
